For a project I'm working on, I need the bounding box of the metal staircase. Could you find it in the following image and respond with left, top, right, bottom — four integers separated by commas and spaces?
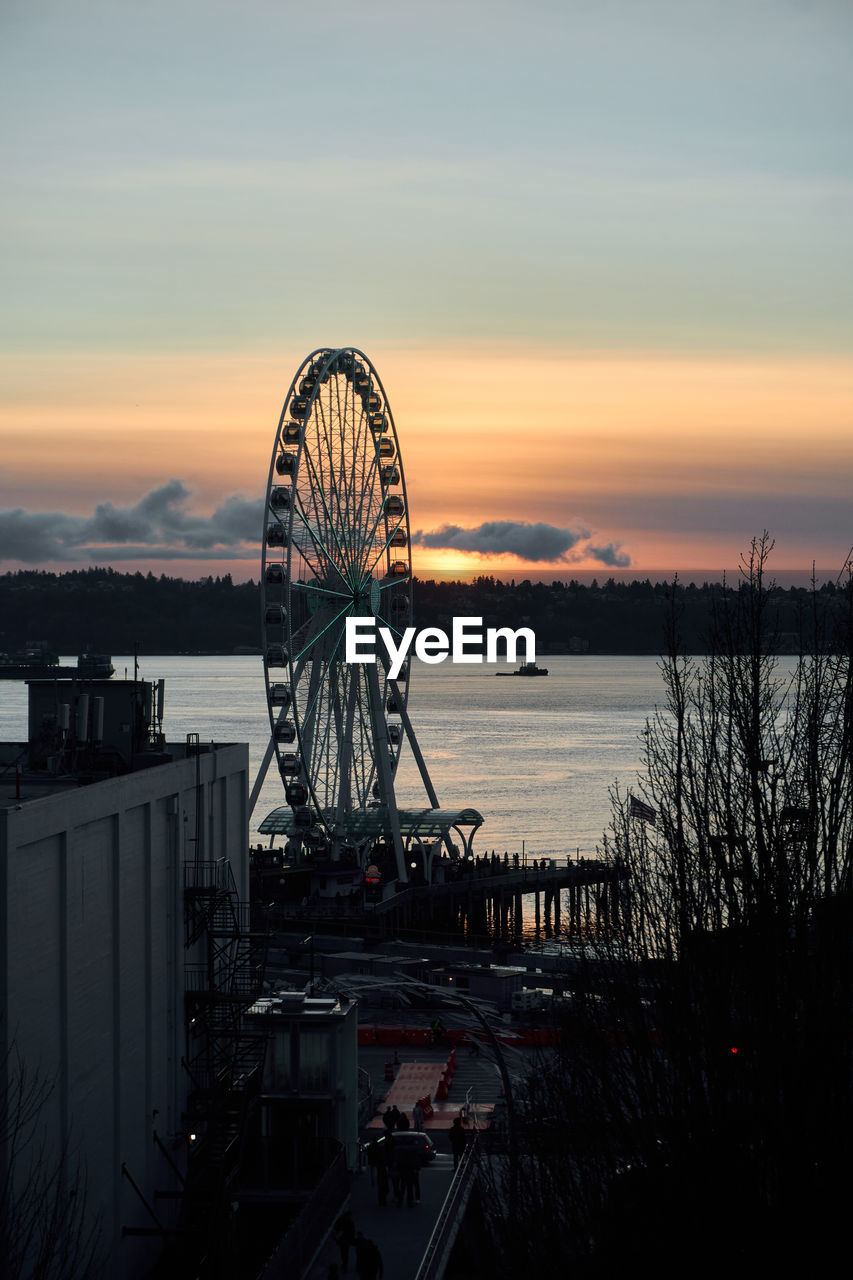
180, 857, 269, 1272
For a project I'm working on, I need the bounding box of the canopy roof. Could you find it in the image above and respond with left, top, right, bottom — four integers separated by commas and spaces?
259, 804, 484, 842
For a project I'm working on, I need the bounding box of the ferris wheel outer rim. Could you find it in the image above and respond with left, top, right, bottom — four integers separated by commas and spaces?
261, 346, 413, 842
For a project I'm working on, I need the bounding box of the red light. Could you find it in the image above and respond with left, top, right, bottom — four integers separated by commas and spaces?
729, 1046, 739, 1055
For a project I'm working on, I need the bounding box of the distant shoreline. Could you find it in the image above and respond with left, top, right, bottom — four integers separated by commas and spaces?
2, 568, 846, 660
416, 567, 841, 589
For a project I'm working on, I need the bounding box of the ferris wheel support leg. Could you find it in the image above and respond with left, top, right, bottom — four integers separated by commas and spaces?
385, 678, 441, 808
365, 663, 408, 884
331, 671, 359, 861
249, 733, 276, 820
384, 675, 450, 865
250, 686, 303, 821
385, 674, 455, 859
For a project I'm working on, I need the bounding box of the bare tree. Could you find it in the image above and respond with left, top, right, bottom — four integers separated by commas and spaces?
0, 1045, 102, 1280
472, 537, 853, 1277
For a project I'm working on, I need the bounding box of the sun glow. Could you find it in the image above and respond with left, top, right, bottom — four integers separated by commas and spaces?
1, 343, 851, 576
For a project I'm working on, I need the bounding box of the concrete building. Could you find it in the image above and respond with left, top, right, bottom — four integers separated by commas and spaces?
246, 991, 358, 1167
425, 962, 525, 1012
0, 678, 253, 1279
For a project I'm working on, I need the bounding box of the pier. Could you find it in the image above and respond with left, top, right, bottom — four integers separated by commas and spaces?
263, 855, 626, 943
374, 855, 625, 939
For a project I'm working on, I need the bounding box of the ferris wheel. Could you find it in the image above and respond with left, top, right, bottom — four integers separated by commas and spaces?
253, 347, 442, 882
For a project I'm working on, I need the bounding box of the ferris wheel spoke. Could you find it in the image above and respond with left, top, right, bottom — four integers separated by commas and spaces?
344, 382, 362, 530
291, 503, 349, 590
351, 441, 384, 575
300, 442, 351, 577
326, 660, 350, 816
299, 618, 348, 751
290, 579, 351, 601
340, 409, 371, 572
354, 665, 378, 807
341, 387, 363, 551
353, 437, 384, 547
303, 399, 339, 577
293, 601, 353, 664
348, 403, 374, 560
311, 664, 337, 807
361, 508, 405, 581
353, 491, 390, 582
288, 616, 315, 652
338, 663, 361, 819
295, 658, 324, 784
313, 395, 352, 577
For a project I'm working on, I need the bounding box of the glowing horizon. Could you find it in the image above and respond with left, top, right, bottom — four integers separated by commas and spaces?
1, 345, 851, 578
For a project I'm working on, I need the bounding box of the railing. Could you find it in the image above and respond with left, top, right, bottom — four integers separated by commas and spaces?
255, 1145, 348, 1280
184, 858, 233, 895
413, 1135, 479, 1280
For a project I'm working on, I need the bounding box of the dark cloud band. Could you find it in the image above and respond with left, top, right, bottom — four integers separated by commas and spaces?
0, 482, 264, 564
0, 488, 630, 569
412, 521, 630, 567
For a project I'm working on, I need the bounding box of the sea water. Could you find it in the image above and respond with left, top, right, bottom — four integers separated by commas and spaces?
1, 654, 664, 855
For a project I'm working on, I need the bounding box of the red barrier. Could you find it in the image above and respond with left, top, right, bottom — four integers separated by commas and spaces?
418, 1094, 434, 1120
400, 1028, 432, 1046
531, 1028, 563, 1046
358, 1027, 377, 1045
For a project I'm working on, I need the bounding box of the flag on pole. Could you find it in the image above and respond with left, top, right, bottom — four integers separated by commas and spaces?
629, 795, 657, 825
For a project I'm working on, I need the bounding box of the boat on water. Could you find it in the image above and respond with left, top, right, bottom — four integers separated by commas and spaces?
495, 661, 549, 677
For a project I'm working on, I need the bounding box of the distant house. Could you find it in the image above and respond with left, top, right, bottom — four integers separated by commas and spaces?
426, 963, 525, 1012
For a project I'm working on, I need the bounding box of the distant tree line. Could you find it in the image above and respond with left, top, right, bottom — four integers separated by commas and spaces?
0, 568, 260, 655
0, 566, 847, 656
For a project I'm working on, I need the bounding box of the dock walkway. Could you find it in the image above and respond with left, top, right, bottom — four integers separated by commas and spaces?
306, 1042, 505, 1280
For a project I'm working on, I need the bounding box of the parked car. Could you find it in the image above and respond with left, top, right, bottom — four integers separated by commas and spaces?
375, 1130, 437, 1163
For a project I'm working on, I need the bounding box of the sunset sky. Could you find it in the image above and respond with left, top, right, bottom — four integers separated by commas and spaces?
2, 0, 851, 581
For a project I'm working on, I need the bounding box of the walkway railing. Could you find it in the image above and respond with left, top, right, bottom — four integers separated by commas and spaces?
413, 1135, 479, 1280
255, 1145, 348, 1280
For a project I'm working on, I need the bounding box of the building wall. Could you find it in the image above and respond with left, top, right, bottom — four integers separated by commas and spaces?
0, 742, 250, 1279
250, 995, 359, 1169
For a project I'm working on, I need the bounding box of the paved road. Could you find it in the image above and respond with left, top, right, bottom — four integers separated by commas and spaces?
306, 1152, 456, 1280
306, 1032, 515, 1279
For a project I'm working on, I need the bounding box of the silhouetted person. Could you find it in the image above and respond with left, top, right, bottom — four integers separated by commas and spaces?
394, 1143, 422, 1206
449, 1116, 467, 1168
334, 1210, 356, 1272
355, 1232, 384, 1280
